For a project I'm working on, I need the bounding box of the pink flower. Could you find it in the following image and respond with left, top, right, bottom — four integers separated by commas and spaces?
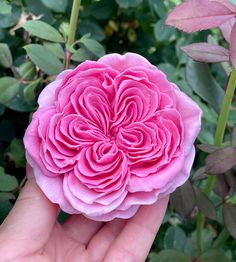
24, 53, 201, 221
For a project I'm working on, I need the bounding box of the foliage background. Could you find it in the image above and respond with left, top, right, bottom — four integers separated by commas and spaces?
0, 0, 236, 261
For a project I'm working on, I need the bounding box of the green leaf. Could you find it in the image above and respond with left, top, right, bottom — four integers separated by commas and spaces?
43, 42, 65, 59
0, 167, 18, 192
79, 36, 105, 58
149, 250, 191, 262
90, 0, 117, 20
40, 0, 68, 13
0, 104, 5, 115
78, 20, 105, 42
4, 83, 35, 112
223, 203, 236, 239
0, 43, 12, 67
23, 20, 64, 43
158, 63, 178, 82
198, 120, 215, 144
186, 59, 224, 114
24, 44, 63, 75
149, 0, 167, 18
10, 138, 26, 168
0, 4, 21, 28
0, 77, 20, 104
71, 48, 94, 62
18, 61, 36, 80
23, 78, 41, 102
154, 18, 176, 42
115, 0, 142, 8
0, 192, 15, 200
199, 249, 230, 262
25, 0, 54, 24
164, 226, 187, 251
0, 1, 12, 15
0, 200, 12, 224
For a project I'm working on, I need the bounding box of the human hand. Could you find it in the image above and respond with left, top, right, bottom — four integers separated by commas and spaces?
0, 178, 168, 262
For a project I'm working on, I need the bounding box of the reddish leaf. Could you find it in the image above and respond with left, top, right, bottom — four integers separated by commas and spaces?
194, 186, 217, 220
220, 17, 236, 42
192, 166, 208, 181
225, 170, 236, 191
230, 22, 236, 69
205, 147, 236, 175
211, 0, 236, 12
223, 203, 236, 238
181, 43, 229, 63
170, 181, 196, 217
165, 0, 234, 33
198, 144, 220, 153
214, 174, 230, 199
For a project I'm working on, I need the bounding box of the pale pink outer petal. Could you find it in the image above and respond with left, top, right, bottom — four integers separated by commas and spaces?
38, 69, 72, 108
158, 147, 196, 195
84, 205, 139, 221
23, 108, 59, 178
165, 0, 234, 33
220, 18, 236, 42
230, 22, 236, 69
174, 87, 202, 154
26, 153, 78, 214
98, 53, 156, 72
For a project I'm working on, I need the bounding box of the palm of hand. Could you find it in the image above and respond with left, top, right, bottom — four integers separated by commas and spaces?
0, 180, 168, 262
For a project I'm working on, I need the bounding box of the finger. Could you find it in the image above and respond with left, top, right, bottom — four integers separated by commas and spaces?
0, 178, 58, 251
104, 196, 169, 262
63, 215, 104, 245
87, 219, 126, 261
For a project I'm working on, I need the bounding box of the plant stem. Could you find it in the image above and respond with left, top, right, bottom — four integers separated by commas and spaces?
196, 69, 236, 256
67, 0, 81, 47
196, 213, 204, 255
64, 0, 81, 68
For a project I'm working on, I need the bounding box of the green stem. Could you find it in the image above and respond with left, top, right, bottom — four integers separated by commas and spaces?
196, 213, 204, 255
67, 0, 81, 47
196, 69, 236, 256
214, 69, 236, 146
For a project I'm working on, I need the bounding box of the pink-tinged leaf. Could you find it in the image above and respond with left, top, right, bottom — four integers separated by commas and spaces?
210, 0, 236, 12
214, 174, 230, 199
194, 186, 217, 220
165, 0, 234, 33
181, 43, 230, 63
220, 18, 236, 42
223, 203, 236, 238
205, 147, 236, 175
170, 181, 196, 217
230, 23, 236, 69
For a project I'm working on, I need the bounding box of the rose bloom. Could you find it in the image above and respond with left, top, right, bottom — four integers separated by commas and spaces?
24, 53, 201, 221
